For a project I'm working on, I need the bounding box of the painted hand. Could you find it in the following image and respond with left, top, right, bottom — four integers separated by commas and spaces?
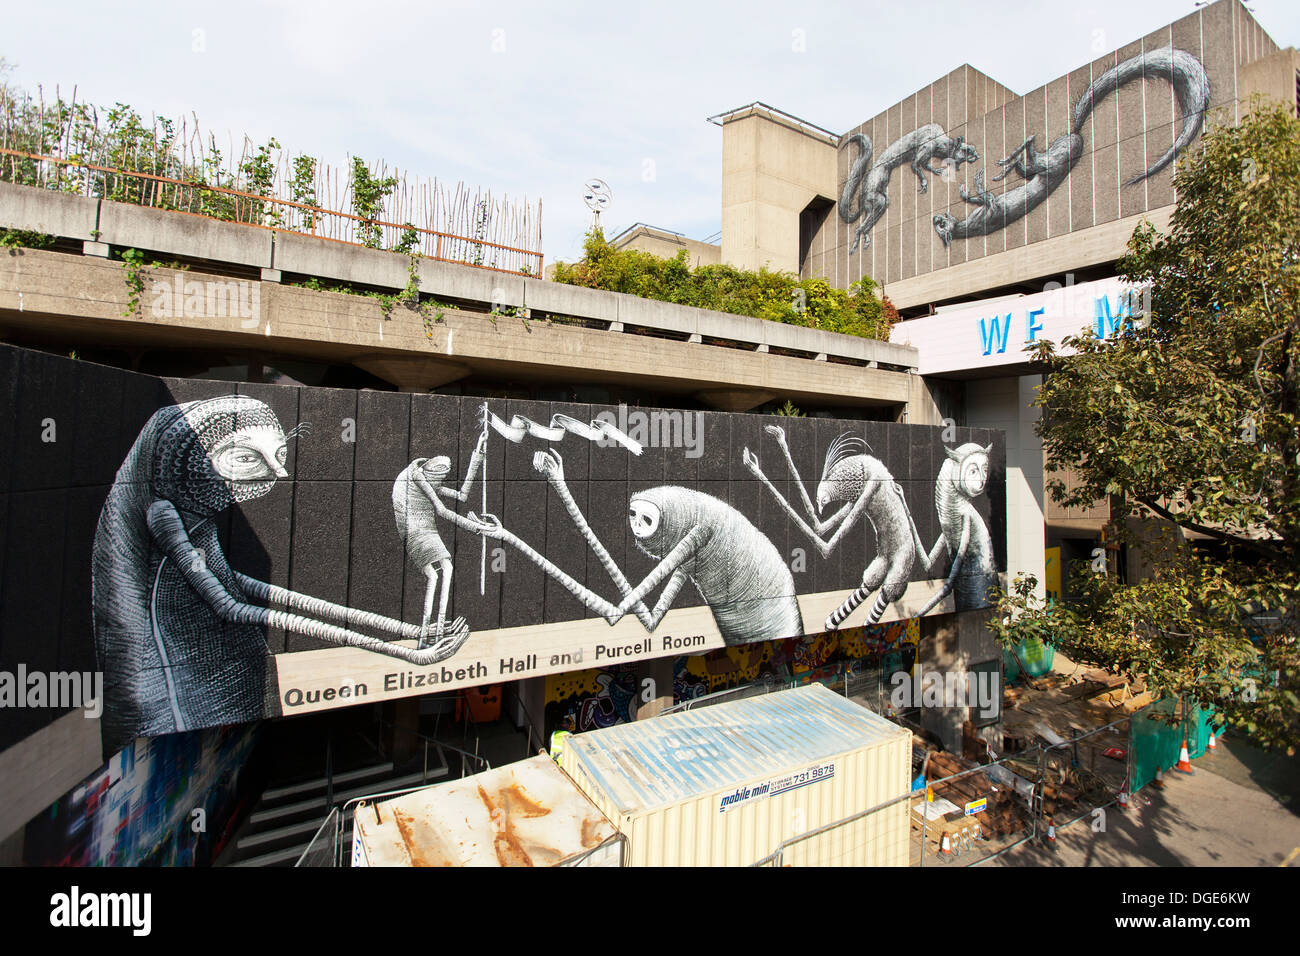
742, 446, 764, 479
763, 424, 786, 445
533, 449, 564, 483
467, 511, 505, 539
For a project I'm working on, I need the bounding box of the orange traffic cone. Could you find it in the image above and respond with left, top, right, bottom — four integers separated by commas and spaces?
940, 832, 952, 855
1152, 767, 1165, 790
1207, 731, 1217, 751
1176, 739, 1194, 774
1117, 790, 1130, 811
1046, 821, 1057, 847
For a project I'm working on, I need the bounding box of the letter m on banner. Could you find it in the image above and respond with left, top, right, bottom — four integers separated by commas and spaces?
1095, 294, 1131, 339
979, 313, 1012, 355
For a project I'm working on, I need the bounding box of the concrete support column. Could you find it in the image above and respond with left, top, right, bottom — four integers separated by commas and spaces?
634, 657, 675, 721
694, 388, 777, 412
353, 354, 470, 392
917, 610, 1002, 753
966, 374, 1046, 598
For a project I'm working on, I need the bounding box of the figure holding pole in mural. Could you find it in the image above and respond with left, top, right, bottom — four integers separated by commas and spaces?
393, 423, 490, 650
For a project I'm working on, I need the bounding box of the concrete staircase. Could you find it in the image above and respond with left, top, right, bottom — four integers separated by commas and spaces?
224, 754, 449, 867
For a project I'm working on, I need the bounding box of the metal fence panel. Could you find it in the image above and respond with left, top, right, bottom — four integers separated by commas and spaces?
295, 808, 341, 868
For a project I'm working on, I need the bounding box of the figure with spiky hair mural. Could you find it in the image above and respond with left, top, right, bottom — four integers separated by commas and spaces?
743, 425, 916, 630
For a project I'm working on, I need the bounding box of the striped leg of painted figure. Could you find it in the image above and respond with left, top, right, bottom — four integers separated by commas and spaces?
826, 557, 909, 631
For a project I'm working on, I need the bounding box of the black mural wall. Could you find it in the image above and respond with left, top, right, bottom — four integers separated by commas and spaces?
0, 345, 1006, 757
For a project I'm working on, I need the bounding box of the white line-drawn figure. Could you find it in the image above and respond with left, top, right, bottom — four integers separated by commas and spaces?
469, 449, 803, 645
908, 442, 996, 614
743, 425, 916, 630
93, 396, 472, 753
392, 429, 488, 649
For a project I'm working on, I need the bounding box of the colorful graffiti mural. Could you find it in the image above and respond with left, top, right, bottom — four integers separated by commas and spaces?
23, 723, 259, 867
672, 618, 921, 702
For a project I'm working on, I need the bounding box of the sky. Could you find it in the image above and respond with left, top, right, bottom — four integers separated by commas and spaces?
4, 0, 1297, 267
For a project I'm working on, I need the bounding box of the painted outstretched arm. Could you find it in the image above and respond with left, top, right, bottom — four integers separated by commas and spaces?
904, 499, 949, 575
147, 501, 464, 665
437, 431, 489, 504
415, 470, 494, 536
531, 450, 656, 630
914, 516, 970, 617
763, 425, 820, 522
233, 573, 425, 643
470, 510, 704, 632
743, 446, 858, 557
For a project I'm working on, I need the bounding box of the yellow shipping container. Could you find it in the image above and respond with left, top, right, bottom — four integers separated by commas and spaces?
561, 683, 912, 866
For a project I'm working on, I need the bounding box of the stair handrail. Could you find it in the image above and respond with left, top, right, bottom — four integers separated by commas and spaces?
375, 716, 491, 778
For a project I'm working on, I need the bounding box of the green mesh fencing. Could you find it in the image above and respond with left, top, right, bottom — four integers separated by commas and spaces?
1004, 638, 1056, 682
1129, 697, 1226, 791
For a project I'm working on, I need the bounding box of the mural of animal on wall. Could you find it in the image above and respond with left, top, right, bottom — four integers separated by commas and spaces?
471, 448, 805, 645
838, 48, 1211, 251
909, 442, 996, 614
838, 124, 980, 253
742, 425, 916, 631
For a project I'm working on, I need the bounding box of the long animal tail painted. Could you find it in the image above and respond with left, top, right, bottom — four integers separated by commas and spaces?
1072, 48, 1210, 184
837, 133, 874, 224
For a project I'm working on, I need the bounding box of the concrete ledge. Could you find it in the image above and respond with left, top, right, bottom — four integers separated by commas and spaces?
886, 207, 1175, 311
0, 249, 915, 409
421, 257, 522, 307
0, 707, 103, 842
272, 229, 405, 288
0, 180, 99, 240
98, 199, 274, 268
0, 182, 920, 370
523, 276, 618, 317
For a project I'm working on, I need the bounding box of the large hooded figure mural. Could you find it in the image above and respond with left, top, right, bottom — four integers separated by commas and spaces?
92, 397, 289, 753
91, 395, 467, 755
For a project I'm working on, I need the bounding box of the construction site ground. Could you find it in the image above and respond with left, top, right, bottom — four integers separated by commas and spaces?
986, 653, 1300, 868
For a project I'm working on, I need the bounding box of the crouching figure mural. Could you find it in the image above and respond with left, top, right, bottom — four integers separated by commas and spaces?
92, 396, 470, 753
469, 449, 804, 645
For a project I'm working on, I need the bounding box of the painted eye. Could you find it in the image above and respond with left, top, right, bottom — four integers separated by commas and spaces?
276, 445, 288, 465
211, 445, 273, 482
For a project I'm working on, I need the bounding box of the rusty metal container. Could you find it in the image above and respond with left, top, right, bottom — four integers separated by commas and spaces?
561, 683, 913, 866
351, 754, 623, 866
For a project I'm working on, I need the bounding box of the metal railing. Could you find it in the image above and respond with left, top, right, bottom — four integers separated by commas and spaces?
0, 146, 544, 276
749, 714, 1135, 867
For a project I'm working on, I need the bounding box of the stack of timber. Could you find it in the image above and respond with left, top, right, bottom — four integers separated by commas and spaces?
921, 751, 1030, 841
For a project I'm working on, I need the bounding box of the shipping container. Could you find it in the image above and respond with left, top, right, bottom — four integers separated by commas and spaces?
561, 683, 913, 866
351, 754, 624, 866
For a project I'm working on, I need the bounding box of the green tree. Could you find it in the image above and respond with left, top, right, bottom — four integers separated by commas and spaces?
990, 99, 1300, 753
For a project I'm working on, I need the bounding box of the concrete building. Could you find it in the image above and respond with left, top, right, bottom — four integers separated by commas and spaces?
708, 0, 1295, 609
609, 223, 721, 268
0, 170, 989, 865
0, 0, 1291, 869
